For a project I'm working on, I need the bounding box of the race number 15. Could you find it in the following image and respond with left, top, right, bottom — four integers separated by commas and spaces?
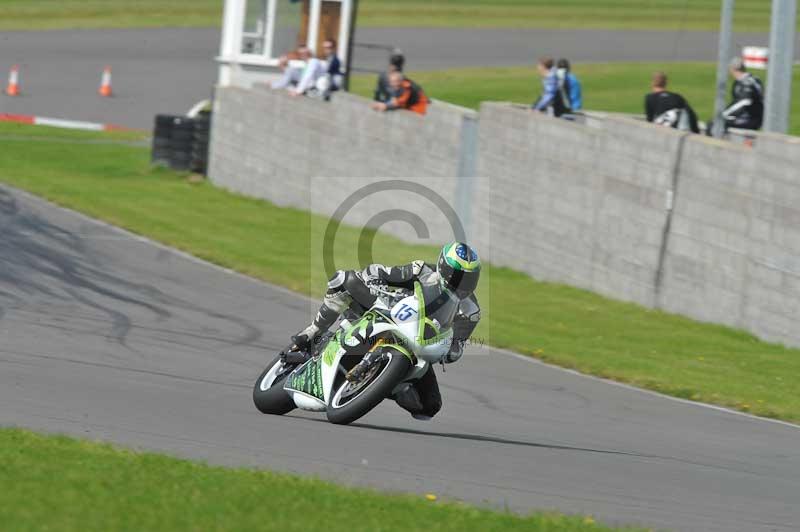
394, 304, 417, 322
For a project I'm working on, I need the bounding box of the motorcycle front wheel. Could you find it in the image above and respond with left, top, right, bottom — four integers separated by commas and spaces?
326, 348, 412, 425
253, 355, 296, 415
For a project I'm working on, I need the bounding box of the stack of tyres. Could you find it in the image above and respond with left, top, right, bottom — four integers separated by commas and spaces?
191, 111, 211, 175
169, 117, 195, 171
151, 114, 175, 166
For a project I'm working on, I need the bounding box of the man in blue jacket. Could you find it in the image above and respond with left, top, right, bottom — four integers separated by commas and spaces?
557, 58, 582, 112
532, 57, 568, 117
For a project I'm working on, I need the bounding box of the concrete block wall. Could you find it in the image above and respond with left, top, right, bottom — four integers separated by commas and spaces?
474, 103, 683, 308
661, 135, 800, 346
209, 86, 475, 246
208, 85, 800, 348
751, 130, 800, 168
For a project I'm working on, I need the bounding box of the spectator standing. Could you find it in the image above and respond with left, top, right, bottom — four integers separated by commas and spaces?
644, 72, 700, 133
720, 57, 764, 131
556, 58, 582, 112
370, 71, 428, 115
532, 57, 568, 117
374, 49, 405, 103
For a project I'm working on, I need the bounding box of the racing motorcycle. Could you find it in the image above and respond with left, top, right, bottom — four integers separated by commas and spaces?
253, 281, 456, 425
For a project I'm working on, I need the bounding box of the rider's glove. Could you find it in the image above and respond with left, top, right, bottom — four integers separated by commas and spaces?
364, 276, 388, 295
444, 340, 464, 364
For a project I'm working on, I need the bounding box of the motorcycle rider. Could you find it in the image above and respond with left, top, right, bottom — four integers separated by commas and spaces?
287, 242, 481, 420
715, 57, 764, 134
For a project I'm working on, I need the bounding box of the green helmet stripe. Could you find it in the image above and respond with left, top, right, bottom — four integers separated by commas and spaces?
442, 243, 481, 272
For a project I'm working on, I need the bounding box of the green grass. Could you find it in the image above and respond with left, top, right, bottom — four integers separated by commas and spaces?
1, 120, 799, 423
0, 0, 223, 30
359, 0, 793, 31
0, 428, 640, 532
352, 62, 800, 136
0, 0, 794, 31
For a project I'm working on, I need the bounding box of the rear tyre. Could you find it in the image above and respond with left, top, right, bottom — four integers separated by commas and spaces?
326, 348, 412, 425
253, 356, 296, 415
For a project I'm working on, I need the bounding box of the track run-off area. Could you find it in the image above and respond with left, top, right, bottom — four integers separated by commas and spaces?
1, 185, 798, 531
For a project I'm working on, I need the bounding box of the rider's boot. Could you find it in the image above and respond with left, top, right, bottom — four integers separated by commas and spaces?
280, 333, 313, 365
393, 383, 430, 420
285, 276, 349, 365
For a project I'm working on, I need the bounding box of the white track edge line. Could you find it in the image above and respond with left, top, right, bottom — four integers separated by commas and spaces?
8, 184, 799, 431
34, 117, 105, 131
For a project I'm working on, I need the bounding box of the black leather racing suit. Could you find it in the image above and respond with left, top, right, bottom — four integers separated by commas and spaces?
722, 73, 764, 131
294, 261, 481, 418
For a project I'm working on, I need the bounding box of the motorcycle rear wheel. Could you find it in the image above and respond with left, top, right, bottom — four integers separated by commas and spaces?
253, 356, 296, 415
326, 348, 412, 425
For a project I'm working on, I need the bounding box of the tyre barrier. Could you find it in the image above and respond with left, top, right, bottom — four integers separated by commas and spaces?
151, 112, 211, 175
191, 111, 211, 175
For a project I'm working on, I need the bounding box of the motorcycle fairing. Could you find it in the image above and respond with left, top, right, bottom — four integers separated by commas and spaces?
283, 358, 327, 411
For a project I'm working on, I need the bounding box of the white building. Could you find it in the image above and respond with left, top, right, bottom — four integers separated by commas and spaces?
217, 0, 356, 88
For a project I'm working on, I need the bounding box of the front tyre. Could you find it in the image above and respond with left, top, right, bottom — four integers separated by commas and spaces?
253, 356, 296, 415
326, 348, 412, 425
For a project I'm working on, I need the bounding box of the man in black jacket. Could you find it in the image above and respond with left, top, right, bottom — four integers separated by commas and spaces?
644, 71, 700, 133
721, 58, 764, 131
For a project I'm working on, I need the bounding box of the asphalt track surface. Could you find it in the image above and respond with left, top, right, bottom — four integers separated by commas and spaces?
1, 185, 799, 531
2, 27, 799, 128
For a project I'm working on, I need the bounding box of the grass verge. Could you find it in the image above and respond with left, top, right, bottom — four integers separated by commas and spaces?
0, 120, 798, 423
351, 62, 800, 136
0, 0, 792, 31
0, 428, 641, 532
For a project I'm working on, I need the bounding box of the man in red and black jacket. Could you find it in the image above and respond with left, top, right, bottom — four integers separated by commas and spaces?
370, 71, 428, 116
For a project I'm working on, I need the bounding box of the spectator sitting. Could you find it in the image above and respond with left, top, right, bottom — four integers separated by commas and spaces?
644, 71, 699, 133
317, 38, 344, 100
271, 45, 311, 90
721, 57, 764, 131
556, 58, 582, 112
374, 49, 405, 103
370, 71, 428, 115
270, 45, 326, 97
532, 57, 568, 117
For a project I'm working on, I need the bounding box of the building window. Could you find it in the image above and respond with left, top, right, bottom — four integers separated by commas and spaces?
272, 0, 304, 58
241, 0, 268, 54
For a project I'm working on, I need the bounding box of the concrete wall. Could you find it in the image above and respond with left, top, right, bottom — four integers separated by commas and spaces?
209, 86, 475, 245
208, 85, 800, 347
474, 103, 683, 308
661, 135, 800, 346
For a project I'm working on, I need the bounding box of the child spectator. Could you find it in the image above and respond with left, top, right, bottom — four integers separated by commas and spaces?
556, 58, 582, 112
532, 57, 568, 117
374, 49, 405, 103
370, 71, 428, 115
644, 71, 700, 133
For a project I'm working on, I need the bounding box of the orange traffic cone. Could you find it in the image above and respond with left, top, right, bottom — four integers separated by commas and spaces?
98, 66, 113, 97
5, 65, 20, 96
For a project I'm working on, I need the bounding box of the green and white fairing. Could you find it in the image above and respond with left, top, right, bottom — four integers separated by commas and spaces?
282, 281, 454, 412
